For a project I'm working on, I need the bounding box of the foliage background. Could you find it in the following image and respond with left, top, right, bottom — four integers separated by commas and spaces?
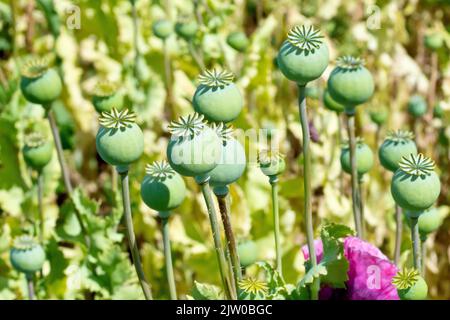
0, 0, 449, 299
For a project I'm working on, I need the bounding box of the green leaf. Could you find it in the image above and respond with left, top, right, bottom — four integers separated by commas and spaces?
191, 281, 224, 300
298, 263, 327, 288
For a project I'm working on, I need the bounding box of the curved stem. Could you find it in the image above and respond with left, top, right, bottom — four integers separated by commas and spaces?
394, 204, 403, 265
215, 190, 241, 296
409, 216, 422, 271
161, 216, 177, 300
26, 274, 35, 300
119, 170, 153, 300
197, 179, 234, 300
269, 176, 282, 276
298, 85, 319, 300
188, 40, 205, 70
37, 172, 44, 243
47, 110, 90, 247
345, 113, 363, 237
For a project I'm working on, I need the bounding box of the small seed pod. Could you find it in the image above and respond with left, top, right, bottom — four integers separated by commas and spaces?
92, 81, 124, 114
369, 108, 388, 126
166, 113, 222, 177
327, 56, 374, 112
305, 86, 321, 100
277, 25, 329, 85
340, 138, 373, 176
20, 59, 62, 105
258, 149, 285, 177
208, 124, 246, 188
407, 95, 427, 118
226, 31, 249, 52
152, 19, 173, 40
237, 240, 259, 267
96, 109, 144, 172
391, 154, 441, 213
175, 21, 198, 40
424, 32, 444, 51
417, 208, 442, 237
393, 268, 428, 300
322, 88, 345, 113
141, 161, 186, 214
238, 278, 268, 300
379, 130, 417, 172
192, 69, 243, 123
433, 102, 444, 119
10, 235, 45, 274
22, 132, 53, 172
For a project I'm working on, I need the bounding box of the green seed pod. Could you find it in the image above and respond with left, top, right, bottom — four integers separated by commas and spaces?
141, 161, 186, 213
391, 154, 441, 213
193, 70, 243, 123
327, 56, 374, 112
340, 138, 373, 176
418, 208, 442, 236
22, 132, 53, 172
167, 113, 222, 177
424, 32, 444, 51
393, 268, 428, 300
277, 25, 329, 85
369, 108, 388, 126
238, 278, 268, 300
258, 150, 285, 177
152, 19, 173, 40
209, 124, 246, 188
96, 109, 144, 171
20, 59, 62, 105
10, 235, 45, 274
237, 240, 259, 267
226, 31, 249, 52
433, 102, 444, 119
408, 95, 427, 118
305, 86, 321, 100
175, 21, 198, 40
92, 81, 124, 114
379, 130, 417, 172
322, 88, 345, 113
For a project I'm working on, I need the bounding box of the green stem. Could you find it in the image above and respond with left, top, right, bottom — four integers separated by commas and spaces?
269, 176, 282, 276
130, 0, 139, 79
47, 110, 90, 247
358, 175, 365, 239
26, 274, 35, 300
345, 113, 363, 237
409, 216, 422, 271
420, 234, 427, 276
337, 113, 344, 191
215, 188, 241, 296
37, 172, 44, 243
119, 170, 153, 300
161, 216, 177, 300
163, 39, 174, 118
394, 204, 403, 265
188, 40, 206, 70
197, 178, 234, 300
297, 85, 319, 300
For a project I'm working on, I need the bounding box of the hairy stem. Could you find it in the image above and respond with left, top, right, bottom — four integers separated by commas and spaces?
119, 170, 153, 300
269, 176, 282, 276
345, 113, 363, 237
216, 190, 241, 296
161, 216, 177, 300
198, 179, 234, 300
394, 204, 403, 265
26, 274, 35, 300
47, 110, 90, 247
410, 216, 422, 271
420, 234, 427, 276
37, 172, 44, 243
298, 85, 319, 300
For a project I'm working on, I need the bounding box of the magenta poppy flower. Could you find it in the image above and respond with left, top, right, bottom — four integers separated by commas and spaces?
302, 236, 399, 300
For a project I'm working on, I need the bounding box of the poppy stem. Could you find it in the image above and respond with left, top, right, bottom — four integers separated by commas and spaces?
26, 273, 35, 300
161, 215, 177, 300
420, 234, 427, 277
409, 216, 422, 271
394, 204, 403, 265
37, 172, 44, 243
269, 176, 283, 277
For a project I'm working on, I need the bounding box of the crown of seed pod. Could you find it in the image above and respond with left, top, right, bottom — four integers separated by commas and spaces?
277, 25, 329, 85
340, 137, 374, 176
391, 153, 441, 215
192, 69, 243, 123
166, 113, 222, 177
10, 235, 46, 274
92, 81, 124, 114
141, 160, 186, 215
258, 149, 285, 177
22, 132, 53, 171
379, 130, 417, 172
392, 268, 428, 300
238, 278, 268, 300
96, 108, 144, 172
327, 56, 374, 113
20, 58, 62, 106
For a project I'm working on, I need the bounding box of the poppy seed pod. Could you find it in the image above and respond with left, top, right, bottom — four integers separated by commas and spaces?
393, 268, 428, 300
258, 149, 286, 177
22, 132, 53, 172
10, 235, 45, 275
379, 130, 417, 172
92, 81, 124, 114
340, 138, 374, 176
